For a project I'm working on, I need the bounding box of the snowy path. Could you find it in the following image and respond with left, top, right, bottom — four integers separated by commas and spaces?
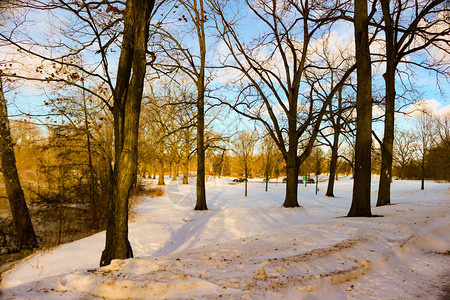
1, 178, 449, 299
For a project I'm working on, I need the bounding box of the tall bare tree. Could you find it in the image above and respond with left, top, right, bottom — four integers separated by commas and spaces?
153, 0, 210, 210
212, 0, 355, 207
0, 76, 38, 250
100, 0, 156, 266
348, 0, 373, 217
376, 0, 449, 206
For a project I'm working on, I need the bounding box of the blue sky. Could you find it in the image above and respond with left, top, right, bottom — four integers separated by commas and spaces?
1, 0, 448, 137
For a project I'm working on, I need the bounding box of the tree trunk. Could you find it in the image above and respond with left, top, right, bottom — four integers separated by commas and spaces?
172, 163, 178, 181
100, 0, 154, 267
421, 157, 425, 190
377, 0, 395, 207
0, 77, 38, 250
348, 0, 372, 217
283, 149, 299, 207
265, 174, 269, 192
182, 161, 189, 184
244, 167, 248, 197
195, 88, 207, 210
326, 132, 339, 197
158, 157, 165, 186
194, 0, 207, 211
315, 174, 318, 195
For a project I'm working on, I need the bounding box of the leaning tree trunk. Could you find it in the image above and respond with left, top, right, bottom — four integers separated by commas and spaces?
348, 0, 373, 217
100, 0, 154, 267
377, 0, 395, 207
0, 77, 37, 250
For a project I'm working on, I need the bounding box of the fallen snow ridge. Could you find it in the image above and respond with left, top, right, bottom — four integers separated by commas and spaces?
1, 177, 449, 299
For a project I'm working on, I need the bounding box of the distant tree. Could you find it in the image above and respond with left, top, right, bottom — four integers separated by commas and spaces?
427, 113, 450, 181
393, 128, 415, 180
261, 133, 277, 192
312, 147, 324, 195
206, 131, 228, 178
234, 130, 258, 197
412, 107, 434, 190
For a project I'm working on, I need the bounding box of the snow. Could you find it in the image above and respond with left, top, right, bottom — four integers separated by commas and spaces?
1, 177, 449, 299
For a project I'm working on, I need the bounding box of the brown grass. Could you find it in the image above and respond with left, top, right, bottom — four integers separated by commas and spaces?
129, 184, 165, 198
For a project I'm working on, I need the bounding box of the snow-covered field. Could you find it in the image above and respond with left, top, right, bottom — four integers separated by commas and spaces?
1, 177, 449, 299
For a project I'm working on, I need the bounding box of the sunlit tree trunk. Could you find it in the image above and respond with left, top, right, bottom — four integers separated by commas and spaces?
100, 0, 155, 267
194, 0, 207, 210
326, 136, 339, 197
195, 84, 207, 209
377, 0, 395, 207
158, 158, 165, 186
0, 77, 37, 250
348, 0, 373, 217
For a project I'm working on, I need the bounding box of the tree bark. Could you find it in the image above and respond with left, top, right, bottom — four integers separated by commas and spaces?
326, 130, 339, 197
182, 161, 189, 184
195, 86, 207, 210
100, 0, 154, 267
421, 157, 425, 190
283, 99, 300, 207
0, 77, 38, 250
244, 172, 248, 197
326, 87, 343, 197
158, 156, 165, 186
265, 174, 269, 192
377, 0, 395, 207
194, 0, 207, 210
348, 0, 373, 217
283, 149, 299, 207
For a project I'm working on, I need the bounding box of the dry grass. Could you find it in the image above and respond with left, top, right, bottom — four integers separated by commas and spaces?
129, 184, 165, 198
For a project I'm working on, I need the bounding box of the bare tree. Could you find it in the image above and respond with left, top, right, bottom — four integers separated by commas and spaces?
413, 107, 434, 190
234, 130, 257, 197
393, 128, 415, 180
311, 146, 324, 195
152, 0, 211, 210
0, 0, 158, 265
261, 133, 277, 192
348, 0, 373, 217
376, 0, 450, 206
212, 0, 355, 207
100, 0, 156, 266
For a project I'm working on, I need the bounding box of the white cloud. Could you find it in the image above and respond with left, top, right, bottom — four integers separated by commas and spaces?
404, 99, 450, 118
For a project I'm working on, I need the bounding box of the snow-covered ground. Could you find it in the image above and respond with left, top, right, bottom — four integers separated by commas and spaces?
1, 177, 449, 299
